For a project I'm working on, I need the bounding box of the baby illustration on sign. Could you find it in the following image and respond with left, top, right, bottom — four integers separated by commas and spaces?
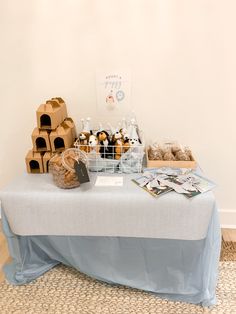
106, 91, 115, 106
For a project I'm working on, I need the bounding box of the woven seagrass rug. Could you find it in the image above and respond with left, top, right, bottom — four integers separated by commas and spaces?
0, 239, 235, 314
220, 237, 236, 261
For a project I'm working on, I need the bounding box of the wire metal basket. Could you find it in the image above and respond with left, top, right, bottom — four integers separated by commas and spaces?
74, 131, 145, 174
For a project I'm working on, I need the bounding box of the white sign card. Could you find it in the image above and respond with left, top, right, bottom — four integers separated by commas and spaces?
95, 176, 124, 187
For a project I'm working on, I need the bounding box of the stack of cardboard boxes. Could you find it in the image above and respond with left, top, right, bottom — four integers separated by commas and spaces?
25, 97, 76, 173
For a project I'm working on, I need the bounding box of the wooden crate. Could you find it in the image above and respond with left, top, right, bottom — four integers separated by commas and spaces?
146, 148, 197, 169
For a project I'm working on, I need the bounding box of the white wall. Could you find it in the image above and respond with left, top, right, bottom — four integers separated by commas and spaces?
0, 0, 236, 223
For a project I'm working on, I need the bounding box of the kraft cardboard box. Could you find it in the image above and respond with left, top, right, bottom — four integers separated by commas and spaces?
64, 117, 77, 141
31, 127, 51, 152
25, 150, 44, 173
36, 98, 67, 130
43, 152, 54, 173
50, 123, 73, 152
51, 97, 68, 119
49, 117, 76, 152
27, 97, 76, 173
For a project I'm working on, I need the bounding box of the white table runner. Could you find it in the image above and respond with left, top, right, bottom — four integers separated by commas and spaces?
0, 172, 216, 240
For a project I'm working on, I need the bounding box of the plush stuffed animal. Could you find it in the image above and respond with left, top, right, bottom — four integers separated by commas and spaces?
88, 132, 100, 153
111, 136, 124, 160
79, 118, 91, 153
108, 123, 124, 159
96, 124, 113, 158
122, 133, 129, 141
123, 139, 131, 153
108, 123, 122, 141
128, 137, 141, 146
78, 131, 90, 152
128, 123, 141, 147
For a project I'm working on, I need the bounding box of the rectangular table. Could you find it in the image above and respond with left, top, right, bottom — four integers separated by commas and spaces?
0, 172, 221, 306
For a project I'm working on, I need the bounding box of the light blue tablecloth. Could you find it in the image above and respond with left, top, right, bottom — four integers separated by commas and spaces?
2, 203, 221, 307
0, 173, 215, 240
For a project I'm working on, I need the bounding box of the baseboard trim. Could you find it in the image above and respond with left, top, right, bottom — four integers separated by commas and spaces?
219, 209, 236, 229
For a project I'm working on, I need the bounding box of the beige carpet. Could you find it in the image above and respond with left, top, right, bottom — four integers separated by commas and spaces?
0, 261, 235, 314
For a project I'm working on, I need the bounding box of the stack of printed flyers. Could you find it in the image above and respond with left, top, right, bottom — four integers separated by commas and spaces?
133, 168, 216, 198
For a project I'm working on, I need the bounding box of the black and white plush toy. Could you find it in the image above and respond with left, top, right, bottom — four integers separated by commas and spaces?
96, 124, 113, 158
128, 122, 141, 147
